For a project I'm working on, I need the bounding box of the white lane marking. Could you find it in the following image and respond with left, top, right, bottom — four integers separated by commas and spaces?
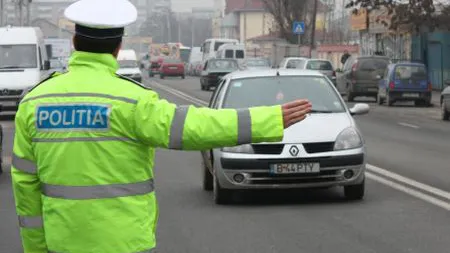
367, 164, 450, 201
366, 172, 450, 211
398, 122, 420, 129
149, 80, 450, 210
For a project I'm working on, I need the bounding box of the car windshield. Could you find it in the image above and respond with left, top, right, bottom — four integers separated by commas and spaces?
247, 59, 270, 67
119, 60, 138, 68
306, 60, 333, 70
222, 76, 346, 113
0, 44, 37, 69
208, 60, 238, 71
394, 65, 427, 79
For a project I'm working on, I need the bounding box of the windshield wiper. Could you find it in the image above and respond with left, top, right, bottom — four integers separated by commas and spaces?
310, 109, 334, 113
0, 66, 22, 69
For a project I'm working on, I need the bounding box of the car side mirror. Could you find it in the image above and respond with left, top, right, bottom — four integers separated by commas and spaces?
43, 60, 51, 70
349, 103, 370, 116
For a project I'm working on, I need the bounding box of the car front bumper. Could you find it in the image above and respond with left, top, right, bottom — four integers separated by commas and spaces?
214, 148, 366, 190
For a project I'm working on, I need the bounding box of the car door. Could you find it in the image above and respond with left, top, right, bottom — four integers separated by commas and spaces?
201, 60, 209, 83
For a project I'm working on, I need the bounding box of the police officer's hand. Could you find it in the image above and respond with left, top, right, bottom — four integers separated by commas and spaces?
282, 99, 312, 128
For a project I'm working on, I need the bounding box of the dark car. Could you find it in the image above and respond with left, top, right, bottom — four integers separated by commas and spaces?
200, 59, 239, 91
337, 55, 390, 102
159, 58, 185, 79
441, 80, 450, 121
377, 62, 432, 107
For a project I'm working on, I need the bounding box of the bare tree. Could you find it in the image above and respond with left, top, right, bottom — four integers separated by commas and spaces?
346, 0, 450, 33
261, 0, 309, 44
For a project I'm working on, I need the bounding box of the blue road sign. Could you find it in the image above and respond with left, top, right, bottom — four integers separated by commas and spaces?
293, 21, 305, 35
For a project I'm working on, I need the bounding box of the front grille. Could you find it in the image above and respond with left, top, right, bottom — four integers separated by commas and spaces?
0, 89, 23, 96
252, 144, 284, 155
303, 142, 335, 153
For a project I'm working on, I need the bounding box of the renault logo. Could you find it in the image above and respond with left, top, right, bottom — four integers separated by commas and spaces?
289, 145, 299, 156
2, 89, 9, 95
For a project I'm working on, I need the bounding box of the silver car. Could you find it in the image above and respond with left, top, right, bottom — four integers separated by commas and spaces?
200, 69, 370, 205
292, 58, 337, 86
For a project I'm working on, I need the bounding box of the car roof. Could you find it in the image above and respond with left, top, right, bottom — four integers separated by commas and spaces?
226, 69, 325, 79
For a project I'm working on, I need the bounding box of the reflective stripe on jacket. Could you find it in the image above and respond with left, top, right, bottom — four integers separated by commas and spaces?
11, 51, 284, 253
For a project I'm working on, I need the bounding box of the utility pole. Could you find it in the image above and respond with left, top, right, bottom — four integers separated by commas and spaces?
191, 18, 194, 47
310, 0, 318, 57
0, 0, 4, 26
177, 13, 181, 42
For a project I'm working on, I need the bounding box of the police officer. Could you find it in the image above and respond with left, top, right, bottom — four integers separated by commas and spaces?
11, 0, 312, 252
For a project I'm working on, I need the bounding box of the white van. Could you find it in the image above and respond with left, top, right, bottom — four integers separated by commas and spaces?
0, 26, 51, 112
201, 38, 239, 62
117, 49, 143, 83
215, 44, 246, 66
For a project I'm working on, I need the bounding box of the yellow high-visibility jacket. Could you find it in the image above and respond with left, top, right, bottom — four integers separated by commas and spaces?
11, 51, 284, 253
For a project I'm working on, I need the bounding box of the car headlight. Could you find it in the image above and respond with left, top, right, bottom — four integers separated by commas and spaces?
334, 127, 363, 151
222, 144, 254, 154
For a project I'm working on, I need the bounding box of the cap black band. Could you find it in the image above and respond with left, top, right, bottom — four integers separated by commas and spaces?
75, 24, 124, 40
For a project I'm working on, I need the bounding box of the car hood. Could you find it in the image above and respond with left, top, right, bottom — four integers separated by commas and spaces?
0, 69, 42, 90
280, 113, 354, 143
117, 68, 141, 75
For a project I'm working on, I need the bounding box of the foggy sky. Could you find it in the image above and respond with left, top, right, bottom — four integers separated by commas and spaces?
171, 0, 214, 12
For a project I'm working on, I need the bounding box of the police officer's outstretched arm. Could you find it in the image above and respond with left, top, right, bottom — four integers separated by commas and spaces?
134, 91, 312, 150
11, 105, 48, 252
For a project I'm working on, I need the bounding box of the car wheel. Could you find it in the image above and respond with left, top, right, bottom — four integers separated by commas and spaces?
213, 173, 233, 205
442, 101, 450, 121
344, 179, 365, 201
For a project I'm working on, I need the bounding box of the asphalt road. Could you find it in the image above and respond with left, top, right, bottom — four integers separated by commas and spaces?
1, 75, 450, 252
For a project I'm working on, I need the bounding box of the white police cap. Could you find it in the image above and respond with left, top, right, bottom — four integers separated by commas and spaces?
64, 0, 138, 39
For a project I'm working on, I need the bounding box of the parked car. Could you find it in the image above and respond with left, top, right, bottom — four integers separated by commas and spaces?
244, 58, 271, 70
296, 58, 337, 86
441, 80, 450, 121
377, 62, 432, 107
200, 69, 370, 204
200, 58, 239, 91
159, 58, 185, 79
337, 55, 390, 102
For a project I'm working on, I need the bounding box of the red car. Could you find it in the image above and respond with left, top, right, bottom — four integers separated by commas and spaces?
159, 58, 185, 79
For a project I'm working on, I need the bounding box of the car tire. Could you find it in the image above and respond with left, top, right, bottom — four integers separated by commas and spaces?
213, 173, 233, 205
202, 159, 213, 191
442, 100, 450, 121
344, 179, 365, 201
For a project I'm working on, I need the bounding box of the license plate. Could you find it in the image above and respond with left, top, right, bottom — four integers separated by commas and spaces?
403, 93, 419, 98
368, 88, 378, 92
270, 163, 320, 174
169, 67, 178, 70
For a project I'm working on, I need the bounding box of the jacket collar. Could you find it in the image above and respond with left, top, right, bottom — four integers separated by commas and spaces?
68, 51, 119, 74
